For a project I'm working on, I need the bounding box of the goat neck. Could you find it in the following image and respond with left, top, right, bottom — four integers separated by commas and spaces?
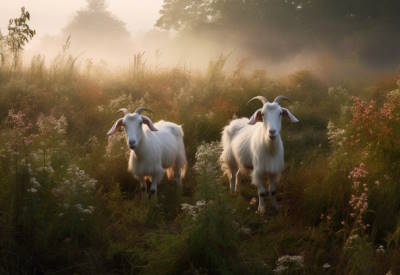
130, 130, 148, 160
261, 126, 282, 153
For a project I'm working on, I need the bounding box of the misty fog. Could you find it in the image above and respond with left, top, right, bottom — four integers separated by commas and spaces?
2, 0, 400, 82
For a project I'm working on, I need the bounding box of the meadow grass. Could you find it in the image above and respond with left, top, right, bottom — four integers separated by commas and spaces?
0, 51, 400, 274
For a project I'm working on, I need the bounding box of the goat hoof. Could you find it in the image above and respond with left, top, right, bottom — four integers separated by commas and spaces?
257, 205, 266, 216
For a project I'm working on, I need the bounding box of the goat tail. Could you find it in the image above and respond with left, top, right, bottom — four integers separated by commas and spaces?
219, 149, 230, 177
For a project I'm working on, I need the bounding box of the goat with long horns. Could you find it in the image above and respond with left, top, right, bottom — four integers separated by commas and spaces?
220, 96, 299, 214
107, 107, 187, 198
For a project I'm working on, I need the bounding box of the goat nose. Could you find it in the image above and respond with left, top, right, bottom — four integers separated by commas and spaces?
269, 129, 276, 136
129, 140, 136, 148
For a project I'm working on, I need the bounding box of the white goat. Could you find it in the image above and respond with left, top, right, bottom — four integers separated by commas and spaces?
220, 96, 299, 214
107, 107, 187, 197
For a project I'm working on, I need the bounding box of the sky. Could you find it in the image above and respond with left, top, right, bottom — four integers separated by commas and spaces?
0, 0, 163, 36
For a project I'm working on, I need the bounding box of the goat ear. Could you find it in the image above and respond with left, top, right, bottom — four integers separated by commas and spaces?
282, 108, 299, 123
142, 115, 158, 131
249, 109, 263, 125
107, 118, 124, 136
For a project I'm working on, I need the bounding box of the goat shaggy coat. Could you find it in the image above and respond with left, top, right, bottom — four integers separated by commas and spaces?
107, 108, 187, 197
220, 96, 298, 214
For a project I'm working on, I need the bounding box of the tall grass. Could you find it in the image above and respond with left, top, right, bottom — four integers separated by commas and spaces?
0, 44, 400, 273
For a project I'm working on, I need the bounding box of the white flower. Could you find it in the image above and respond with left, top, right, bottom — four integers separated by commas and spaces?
97, 105, 105, 112
240, 227, 251, 235
323, 263, 331, 269
82, 208, 92, 214
376, 245, 385, 253
30, 177, 41, 188
27, 187, 37, 193
181, 201, 207, 220
274, 255, 304, 273
327, 121, 345, 147
276, 255, 304, 267
273, 265, 288, 273
196, 200, 206, 207
193, 142, 222, 176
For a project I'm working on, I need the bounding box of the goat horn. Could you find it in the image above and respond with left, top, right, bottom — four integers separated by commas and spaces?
248, 96, 267, 105
134, 107, 153, 114
118, 108, 129, 115
273, 96, 290, 104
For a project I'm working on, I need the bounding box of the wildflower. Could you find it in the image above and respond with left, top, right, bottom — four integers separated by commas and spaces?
348, 163, 370, 231
249, 197, 257, 205
274, 255, 304, 273
193, 141, 222, 177
323, 263, 331, 269
55, 115, 68, 134
30, 177, 41, 188
97, 105, 105, 112
345, 234, 359, 248
376, 245, 385, 254
196, 200, 206, 207
181, 201, 207, 220
240, 227, 251, 235
82, 208, 93, 214
273, 265, 288, 273
327, 121, 345, 147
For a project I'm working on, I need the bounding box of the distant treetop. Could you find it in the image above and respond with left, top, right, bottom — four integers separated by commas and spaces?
62, 0, 132, 61
87, 0, 106, 12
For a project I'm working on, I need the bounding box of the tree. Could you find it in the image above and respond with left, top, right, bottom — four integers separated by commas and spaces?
87, 0, 106, 11
63, 0, 132, 63
156, 0, 217, 31
4, 7, 36, 69
156, 0, 400, 70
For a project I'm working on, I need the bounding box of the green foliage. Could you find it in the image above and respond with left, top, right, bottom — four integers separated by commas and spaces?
5, 7, 36, 69
157, 0, 400, 71
343, 235, 376, 275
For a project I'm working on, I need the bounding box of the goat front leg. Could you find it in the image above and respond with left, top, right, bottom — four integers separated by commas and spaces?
149, 170, 164, 200
234, 169, 242, 193
253, 170, 267, 215
139, 177, 147, 199
229, 169, 237, 193
268, 174, 280, 212
174, 167, 182, 187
